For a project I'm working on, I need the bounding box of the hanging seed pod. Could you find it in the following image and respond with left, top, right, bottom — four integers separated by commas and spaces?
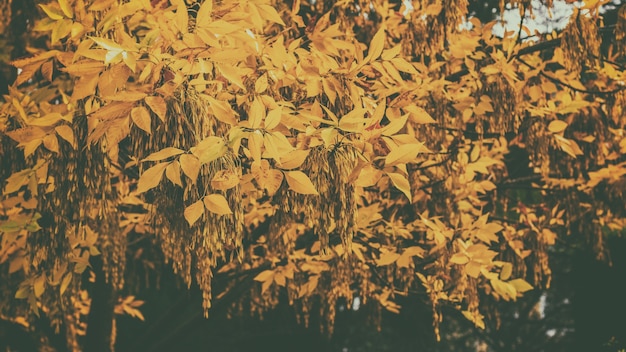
132, 85, 243, 313
525, 119, 550, 177
152, 152, 244, 314
481, 74, 520, 133
607, 90, 626, 129
561, 10, 601, 73
529, 231, 552, 289
403, 0, 468, 58
274, 144, 358, 254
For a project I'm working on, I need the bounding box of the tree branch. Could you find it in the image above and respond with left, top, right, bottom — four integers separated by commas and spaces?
445, 25, 617, 84
516, 56, 626, 96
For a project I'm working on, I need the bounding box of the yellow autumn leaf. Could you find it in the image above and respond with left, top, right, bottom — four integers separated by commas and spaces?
34, 275, 46, 298
90, 37, 127, 64
254, 270, 274, 282
390, 57, 419, 74
355, 164, 383, 187
165, 161, 183, 187
179, 154, 201, 183
381, 44, 402, 61
248, 97, 265, 129
60, 273, 72, 295
258, 4, 286, 26
387, 172, 412, 202
404, 106, 436, 124
217, 63, 245, 90
364, 27, 385, 63
142, 147, 185, 162
145, 96, 167, 123
548, 120, 568, 133
265, 108, 282, 130
248, 131, 263, 161
207, 96, 237, 125
136, 162, 169, 194
251, 160, 284, 195
203, 194, 233, 215
284, 171, 319, 195
184, 200, 204, 226
43, 134, 59, 153
55, 125, 75, 147
191, 137, 227, 164
39, 4, 64, 20
195, 1, 213, 28
255, 74, 269, 94
131, 106, 152, 134
58, 0, 74, 18
554, 134, 584, 158
51, 19, 73, 44
509, 278, 533, 293
377, 251, 400, 266
381, 114, 409, 136
338, 108, 368, 133
263, 132, 294, 160
385, 143, 425, 166
500, 262, 513, 281
278, 150, 309, 169
3, 169, 31, 195
211, 170, 240, 191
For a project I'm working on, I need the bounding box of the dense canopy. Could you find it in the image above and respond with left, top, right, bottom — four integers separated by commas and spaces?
0, 0, 625, 350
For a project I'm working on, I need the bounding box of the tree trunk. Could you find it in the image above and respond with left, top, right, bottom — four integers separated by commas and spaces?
84, 256, 116, 352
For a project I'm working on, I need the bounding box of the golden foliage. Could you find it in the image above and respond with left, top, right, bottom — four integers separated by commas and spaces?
0, 0, 625, 349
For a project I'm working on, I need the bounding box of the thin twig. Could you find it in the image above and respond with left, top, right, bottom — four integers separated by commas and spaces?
516, 56, 626, 95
